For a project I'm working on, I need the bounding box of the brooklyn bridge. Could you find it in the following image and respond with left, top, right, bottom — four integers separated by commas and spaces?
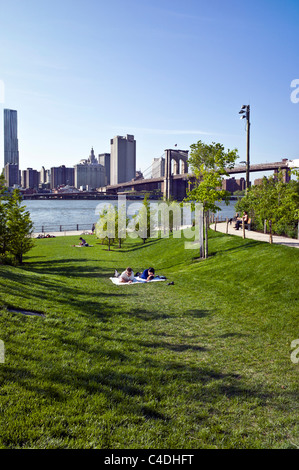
102, 149, 295, 200
22, 149, 297, 201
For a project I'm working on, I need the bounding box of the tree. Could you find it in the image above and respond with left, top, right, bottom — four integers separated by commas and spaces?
185, 141, 238, 258
132, 194, 153, 244
235, 171, 299, 243
0, 175, 34, 264
95, 202, 129, 250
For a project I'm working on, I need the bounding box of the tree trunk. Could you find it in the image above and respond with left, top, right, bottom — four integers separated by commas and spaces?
204, 211, 209, 258
269, 220, 273, 244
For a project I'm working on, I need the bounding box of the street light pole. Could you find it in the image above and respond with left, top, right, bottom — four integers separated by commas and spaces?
239, 105, 250, 192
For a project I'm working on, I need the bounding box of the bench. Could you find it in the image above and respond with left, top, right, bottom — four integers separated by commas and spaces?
242, 218, 252, 230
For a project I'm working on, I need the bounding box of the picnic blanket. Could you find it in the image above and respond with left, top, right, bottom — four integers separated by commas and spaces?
110, 276, 166, 285
72, 245, 94, 247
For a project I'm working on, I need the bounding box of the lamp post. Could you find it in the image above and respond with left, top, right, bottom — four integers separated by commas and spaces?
239, 105, 250, 192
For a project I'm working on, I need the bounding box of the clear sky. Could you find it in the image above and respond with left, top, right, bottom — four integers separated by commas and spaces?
0, 0, 298, 181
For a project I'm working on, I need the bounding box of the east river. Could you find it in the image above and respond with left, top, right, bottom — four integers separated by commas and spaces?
22, 198, 238, 233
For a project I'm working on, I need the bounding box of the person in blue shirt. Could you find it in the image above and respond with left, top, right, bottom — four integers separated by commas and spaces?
140, 267, 155, 281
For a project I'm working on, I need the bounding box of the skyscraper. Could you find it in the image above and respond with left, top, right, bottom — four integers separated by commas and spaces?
4, 109, 19, 166
110, 134, 136, 185
3, 109, 19, 186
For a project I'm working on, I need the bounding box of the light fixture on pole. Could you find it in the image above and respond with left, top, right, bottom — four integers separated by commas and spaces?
239, 105, 250, 192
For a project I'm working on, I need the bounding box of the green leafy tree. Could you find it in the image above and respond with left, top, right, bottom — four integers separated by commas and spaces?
0, 174, 10, 258
133, 194, 153, 244
185, 141, 238, 257
0, 181, 34, 264
236, 171, 299, 242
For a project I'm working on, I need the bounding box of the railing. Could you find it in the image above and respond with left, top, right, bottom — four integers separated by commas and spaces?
33, 223, 95, 234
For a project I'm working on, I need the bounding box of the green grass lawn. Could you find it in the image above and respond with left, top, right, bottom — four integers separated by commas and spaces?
0, 230, 298, 449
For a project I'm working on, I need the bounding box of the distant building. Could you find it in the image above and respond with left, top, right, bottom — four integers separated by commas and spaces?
50, 165, 74, 189
98, 153, 110, 185
21, 168, 39, 189
152, 157, 165, 178
3, 109, 19, 186
40, 166, 50, 185
74, 163, 106, 190
222, 177, 246, 193
4, 163, 19, 188
110, 134, 136, 185
74, 148, 106, 189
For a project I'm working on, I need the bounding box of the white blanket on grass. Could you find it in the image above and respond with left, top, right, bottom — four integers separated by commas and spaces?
110, 276, 166, 285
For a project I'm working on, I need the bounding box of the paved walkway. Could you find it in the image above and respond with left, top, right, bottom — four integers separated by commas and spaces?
33, 229, 93, 239
211, 221, 299, 249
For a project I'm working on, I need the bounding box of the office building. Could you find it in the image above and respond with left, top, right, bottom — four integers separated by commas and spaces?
3, 109, 19, 186
50, 165, 74, 189
98, 153, 110, 185
74, 148, 106, 189
74, 162, 106, 189
21, 168, 39, 190
4, 163, 19, 188
110, 134, 136, 185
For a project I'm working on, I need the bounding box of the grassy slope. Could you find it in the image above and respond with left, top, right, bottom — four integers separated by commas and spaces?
0, 230, 298, 449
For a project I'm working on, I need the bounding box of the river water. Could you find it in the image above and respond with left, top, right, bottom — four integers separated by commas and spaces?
22, 198, 238, 233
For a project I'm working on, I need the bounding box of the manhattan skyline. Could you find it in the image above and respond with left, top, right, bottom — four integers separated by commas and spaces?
0, 0, 299, 179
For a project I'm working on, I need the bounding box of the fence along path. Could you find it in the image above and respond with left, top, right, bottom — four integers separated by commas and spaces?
212, 220, 299, 249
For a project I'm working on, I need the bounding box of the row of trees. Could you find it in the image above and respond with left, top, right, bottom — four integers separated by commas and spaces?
0, 174, 34, 264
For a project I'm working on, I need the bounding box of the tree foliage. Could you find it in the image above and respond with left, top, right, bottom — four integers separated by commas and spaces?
235, 171, 299, 242
0, 174, 34, 264
185, 140, 238, 257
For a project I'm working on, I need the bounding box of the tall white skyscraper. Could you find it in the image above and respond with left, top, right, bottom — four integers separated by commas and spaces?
110, 134, 136, 185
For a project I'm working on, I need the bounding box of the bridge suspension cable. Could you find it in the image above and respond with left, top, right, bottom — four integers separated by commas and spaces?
141, 153, 165, 179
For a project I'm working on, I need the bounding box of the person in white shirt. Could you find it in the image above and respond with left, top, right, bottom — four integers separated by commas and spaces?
115, 267, 135, 283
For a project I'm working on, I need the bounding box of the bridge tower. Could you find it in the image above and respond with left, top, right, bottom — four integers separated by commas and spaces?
164, 149, 189, 199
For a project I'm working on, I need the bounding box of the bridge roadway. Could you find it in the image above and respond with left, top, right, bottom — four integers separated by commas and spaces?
22, 160, 292, 200
104, 160, 291, 194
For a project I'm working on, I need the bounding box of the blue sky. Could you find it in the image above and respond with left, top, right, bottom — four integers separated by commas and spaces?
0, 0, 298, 181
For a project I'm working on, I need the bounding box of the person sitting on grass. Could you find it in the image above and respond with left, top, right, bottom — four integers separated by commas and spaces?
114, 267, 135, 283
79, 237, 89, 246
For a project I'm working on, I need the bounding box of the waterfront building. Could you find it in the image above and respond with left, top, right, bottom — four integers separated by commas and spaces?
21, 168, 39, 190
110, 134, 136, 185
4, 163, 19, 188
40, 166, 50, 185
50, 165, 74, 189
98, 153, 110, 185
222, 177, 246, 193
74, 162, 106, 189
3, 109, 19, 186
74, 148, 106, 189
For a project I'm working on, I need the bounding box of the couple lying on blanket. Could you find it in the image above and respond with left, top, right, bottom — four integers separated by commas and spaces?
114, 267, 164, 284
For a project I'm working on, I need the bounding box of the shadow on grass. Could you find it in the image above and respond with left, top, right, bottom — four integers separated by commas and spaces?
0, 266, 125, 318
208, 239, 260, 258
20, 258, 112, 279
